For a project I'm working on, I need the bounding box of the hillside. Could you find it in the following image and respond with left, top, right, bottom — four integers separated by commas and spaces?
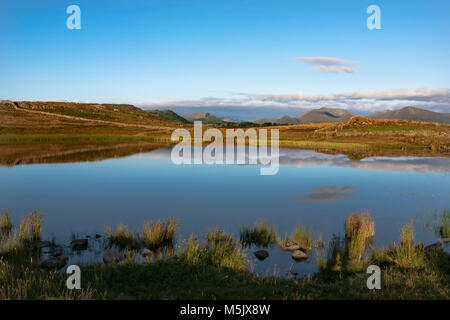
253, 108, 354, 125
296, 107, 354, 123
182, 112, 227, 125
368, 106, 450, 123
7, 101, 176, 127
146, 109, 189, 123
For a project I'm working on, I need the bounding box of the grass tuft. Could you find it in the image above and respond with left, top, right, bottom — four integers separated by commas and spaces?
180, 227, 248, 272
0, 210, 12, 235
278, 225, 312, 251
345, 211, 374, 264
239, 220, 277, 247
372, 221, 426, 269
105, 217, 179, 250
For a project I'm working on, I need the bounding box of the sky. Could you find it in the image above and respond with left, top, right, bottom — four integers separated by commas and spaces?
1, 0, 449, 119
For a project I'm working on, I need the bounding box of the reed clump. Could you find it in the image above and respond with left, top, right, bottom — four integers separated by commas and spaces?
180, 228, 247, 272
426, 209, 450, 239
0, 211, 12, 235
278, 225, 312, 251
240, 220, 277, 247
345, 212, 374, 264
372, 221, 426, 269
105, 217, 179, 250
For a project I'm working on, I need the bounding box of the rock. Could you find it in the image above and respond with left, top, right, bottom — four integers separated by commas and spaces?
424, 242, 442, 252
133, 253, 147, 264
39, 256, 68, 270
141, 248, 152, 257
95, 234, 102, 239
34, 241, 51, 249
282, 244, 300, 251
71, 239, 88, 251
254, 250, 269, 261
292, 250, 308, 261
103, 249, 125, 264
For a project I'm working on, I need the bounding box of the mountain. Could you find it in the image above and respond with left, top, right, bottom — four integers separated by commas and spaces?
253, 108, 354, 125
367, 106, 450, 123
296, 108, 354, 123
182, 112, 227, 124
146, 109, 189, 123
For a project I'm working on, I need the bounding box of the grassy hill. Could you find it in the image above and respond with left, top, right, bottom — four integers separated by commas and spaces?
368, 106, 450, 123
8, 101, 174, 126
146, 109, 189, 123
253, 108, 354, 125
182, 112, 227, 125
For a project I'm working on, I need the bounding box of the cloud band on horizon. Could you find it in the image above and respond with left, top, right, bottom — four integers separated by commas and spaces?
139, 87, 450, 114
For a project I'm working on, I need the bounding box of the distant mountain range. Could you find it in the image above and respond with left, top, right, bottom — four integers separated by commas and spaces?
253, 108, 355, 125
144, 106, 450, 125
367, 106, 450, 123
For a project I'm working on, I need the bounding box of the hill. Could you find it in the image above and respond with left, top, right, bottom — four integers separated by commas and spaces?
146, 109, 189, 123
182, 112, 227, 124
253, 108, 354, 125
368, 106, 450, 123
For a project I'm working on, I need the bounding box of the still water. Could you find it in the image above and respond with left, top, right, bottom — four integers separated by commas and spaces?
1, 147, 449, 276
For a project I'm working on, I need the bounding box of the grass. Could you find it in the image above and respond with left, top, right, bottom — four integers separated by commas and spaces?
0, 211, 43, 255
278, 225, 313, 251
0, 211, 12, 235
426, 209, 450, 239
239, 220, 277, 247
345, 212, 375, 264
105, 217, 179, 250
372, 221, 426, 270
317, 212, 375, 273
180, 228, 247, 272
0, 211, 449, 299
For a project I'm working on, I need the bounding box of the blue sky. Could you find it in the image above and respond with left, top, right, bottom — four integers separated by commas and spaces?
1, 0, 449, 118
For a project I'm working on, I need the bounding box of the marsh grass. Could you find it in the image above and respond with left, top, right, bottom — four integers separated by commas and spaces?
105, 217, 179, 250
0, 211, 12, 235
180, 228, 247, 272
372, 221, 426, 269
426, 209, 450, 239
0, 211, 43, 255
316, 212, 374, 273
240, 220, 277, 247
141, 217, 179, 249
316, 235, 346, 273
345, 212, 374, 264
278, 225, 312, 251
0, 213, 449, 299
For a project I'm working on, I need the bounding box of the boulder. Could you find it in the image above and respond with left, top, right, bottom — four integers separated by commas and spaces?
103, 249, 125, 264
254, 250, 269, 261
292, 250, 308, 261
141, 248, 152, 257
282, 244, 300, 252
39, 256, 68, 270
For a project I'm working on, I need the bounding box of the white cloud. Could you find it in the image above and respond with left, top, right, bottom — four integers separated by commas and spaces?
290, 56, 359, 73
138, 87, 450, 113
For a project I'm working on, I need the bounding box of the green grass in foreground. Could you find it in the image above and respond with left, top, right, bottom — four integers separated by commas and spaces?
0, 211, 449, 299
